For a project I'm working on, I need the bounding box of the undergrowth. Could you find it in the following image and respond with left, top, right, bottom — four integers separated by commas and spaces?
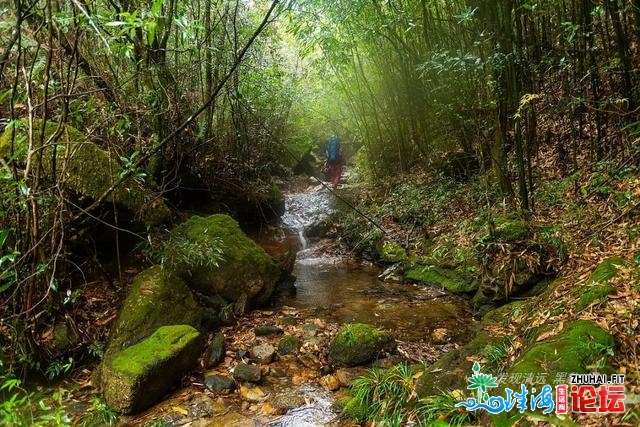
343, 364, 473, 426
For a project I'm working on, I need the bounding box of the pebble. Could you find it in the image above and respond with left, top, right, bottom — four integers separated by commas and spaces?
250, 343, 276, 364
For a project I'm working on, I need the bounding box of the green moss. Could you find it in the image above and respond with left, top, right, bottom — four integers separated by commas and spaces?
573, 258, 626, 311
506, 320, 615, 382
167, 214, 280, 305
405, 265, 477, 294
377, 240, 407, 263
277, 335, 301, 355
329, 323, 396, 367
588, 257, 627, 284
493, 215, 530, 241
576, 285, 615, 311
101, 325, 204, 414
111, 325, 200, 376
0, 119, 170, 227
342, 396, 369, 421
106, 266, 202, 355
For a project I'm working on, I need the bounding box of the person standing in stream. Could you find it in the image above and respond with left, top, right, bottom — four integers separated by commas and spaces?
325, 135, 343, 189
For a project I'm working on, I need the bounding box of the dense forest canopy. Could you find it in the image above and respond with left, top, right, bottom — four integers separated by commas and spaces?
0, 0, 639, 414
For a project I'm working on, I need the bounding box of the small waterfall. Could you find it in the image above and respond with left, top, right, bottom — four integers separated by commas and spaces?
298, 229, 308, 251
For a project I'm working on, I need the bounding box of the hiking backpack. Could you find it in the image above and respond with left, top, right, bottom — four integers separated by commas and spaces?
327, 135, 340, 164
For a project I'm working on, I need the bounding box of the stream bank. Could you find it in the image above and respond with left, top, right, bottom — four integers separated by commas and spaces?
114, 178, 476, 426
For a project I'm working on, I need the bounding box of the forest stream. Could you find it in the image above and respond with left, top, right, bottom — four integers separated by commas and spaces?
119, 179, 476, 427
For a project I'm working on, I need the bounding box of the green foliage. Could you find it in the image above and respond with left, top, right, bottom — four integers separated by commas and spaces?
156, 232, 225, 273
344, 364, 473, 426
0, 361, 71, 426
45, 357, 74, 380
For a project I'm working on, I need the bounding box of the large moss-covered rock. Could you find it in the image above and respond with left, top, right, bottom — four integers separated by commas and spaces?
0, 120, 170, 227
167, 214, 281, 306
328, 323, 396, 367
105, 266, 202, 355
405, 265, 478, 294
101, 325, 204, 414
504, 320, 615, 382
576, 257, 626, 311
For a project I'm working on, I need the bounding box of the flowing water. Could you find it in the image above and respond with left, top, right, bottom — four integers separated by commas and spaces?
115, 181, 475, 427
263, 183, 475, 426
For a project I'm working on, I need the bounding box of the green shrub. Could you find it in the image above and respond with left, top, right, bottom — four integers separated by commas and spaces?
344, 364, 473, 426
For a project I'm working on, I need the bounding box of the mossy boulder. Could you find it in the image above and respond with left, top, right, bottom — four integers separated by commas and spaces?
405, 265, 478, 294
576, 258, 626, 311
0, 119, 170, 227
167, 214, 281, 306
105, 266, 203, 356
503, 320, 615, 388
101, 325, 204, 414
328, 323, 396, 367
277, 335, 301, 355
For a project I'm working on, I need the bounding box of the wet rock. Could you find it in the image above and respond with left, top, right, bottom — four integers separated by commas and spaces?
207, 412, 256, 427
204, 374, 235, 394
328, 323, 396, 367
298, 354, 321, 370
188, 395, 217, 418
305, 214, 332, 238
166, 214, 281, 306
254, 325, 283, 337
101, 325, 204, 414
104, 266, 202, 356
277, 335, 301, 355
336, 368, 369, 387
205, 332, 226, 368
271, 393, 306, 410
319, 374, 341, 391
320, 365, 333, 376
239, 385, 267, 403
233, 363, 262, 383
261, 403, 287, 415
250, 344, 275, 364
430, 328, 450, 344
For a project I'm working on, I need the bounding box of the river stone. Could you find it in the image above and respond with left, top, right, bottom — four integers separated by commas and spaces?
207, 412, 256, 427
328, 323, 396, 367
239, 385, 267, 402
101, 325, 204, 414
204, 374, 235, 394
0, 119, 170, 227
205, 332, 226, 368
105, 266, 202, 356
233, 363, 262, 382
336, 368, 369, 387
271, 393, 306, 410
254, 325, 283, 337
167, 214, 281, 306
277, 335, 301, 355
250, 344, 275, 364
